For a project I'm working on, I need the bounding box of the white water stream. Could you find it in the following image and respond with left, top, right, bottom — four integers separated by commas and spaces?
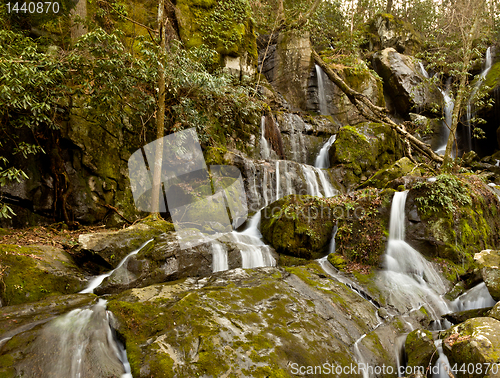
315, 64, 329, 115
314, 135, 336, 169
80, 239, 154, 294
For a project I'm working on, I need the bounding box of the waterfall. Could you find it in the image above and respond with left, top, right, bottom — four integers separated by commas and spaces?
435, 88, 454, 156
379, 191, 451, 320
231, 210, 276, 269
315, 64, 329, 115
20, 299, 133, 377
212, 241, 228, 272
302, 165, 322, 196
314, 135, 336, 169
418, 61, 456, 156
80, 239, 154, 294
260, 115, 271, 160
452, 282, 496, 311
465, 47, 493, 152
328, 222, 338, 255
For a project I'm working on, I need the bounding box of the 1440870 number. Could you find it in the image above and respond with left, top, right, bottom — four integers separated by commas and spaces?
6, 2, 60, 13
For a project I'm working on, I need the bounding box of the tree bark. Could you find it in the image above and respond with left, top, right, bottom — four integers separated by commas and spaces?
312, 50, 444, 164
386, 0, 393, 13
151, 0, 166, 218
70, 0, 87, 42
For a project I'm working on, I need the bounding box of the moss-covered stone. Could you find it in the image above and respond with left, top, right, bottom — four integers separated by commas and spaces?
329, 122, 404, 190
442, 317, 500, 377
405, 329, 438, 375
260, 195, 335, 260
474, 249, 500, 301
107, 265, 394, 377
0, 244, 87, 306
360, 157, 422, 189
405, 174, 500, 268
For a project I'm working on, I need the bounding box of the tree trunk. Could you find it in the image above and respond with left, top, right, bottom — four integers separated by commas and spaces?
70, 0, 87, 42
386, 0, 393, 13
151, 0, 166, 218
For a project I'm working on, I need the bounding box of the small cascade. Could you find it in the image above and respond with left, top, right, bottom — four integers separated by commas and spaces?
20, 299, 132, 377
465, 47, 493, 152
452, 282, 496, 311
230, 210, 276, 269
328, 222, 338, 255
314, 135, 336, 169
354, 335, 370, 378
212, 241, 228, 272
379, 192, 451, 320
260, 115, 271, 160
315, 64, 329, 115
302, 165, 322, 196
432, 339, 453, 378
435, 88, 454, 156
80, 239, 154, 294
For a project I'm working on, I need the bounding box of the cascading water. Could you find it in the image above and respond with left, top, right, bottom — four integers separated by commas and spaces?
212, 241, 228, 272
452, 282, 496, 311
80, 239, 154, 294
418, 62, 455, 156
260, 115, 272, 160
17, 299, 133, 378
315, 64, 329, 115
379, 191, 451, 320
465, 47, 493, 152
314, 135, 336, 169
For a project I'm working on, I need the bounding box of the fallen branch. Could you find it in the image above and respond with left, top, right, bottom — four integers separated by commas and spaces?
312, 50, 444, 164
101, 204, 133, 224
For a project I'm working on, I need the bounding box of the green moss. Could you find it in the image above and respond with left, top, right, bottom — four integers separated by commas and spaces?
484, 61, 500, 89
327, 253, 347, 270
0, 245, 84, 306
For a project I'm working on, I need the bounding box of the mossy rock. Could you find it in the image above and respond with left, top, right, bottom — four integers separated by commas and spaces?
360, 157, 421, 189
327, 253, 348, 270
329, 122, 403, 189
442, 317, 500, 377
405, 329, 438, 375
260, 195, 335, 260
107, 265, 392, 377
474, 249, 500, 301
175, 0, 257, 66
0, 244, 87, 306
405, 174, 500, 266
75, 221, 173, 270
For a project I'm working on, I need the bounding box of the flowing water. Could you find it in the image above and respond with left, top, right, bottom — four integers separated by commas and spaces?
80, 239, 154, 294
314, 135, 336, 169
260, 115, 271, 160
212, 240, 228, 272
315, 64, 329, 115
465, 47, 493, 152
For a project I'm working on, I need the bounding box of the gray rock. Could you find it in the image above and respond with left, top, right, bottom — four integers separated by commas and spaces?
405, 329, 438, 376
373, 48, 442, 117
474, 250, 500, 301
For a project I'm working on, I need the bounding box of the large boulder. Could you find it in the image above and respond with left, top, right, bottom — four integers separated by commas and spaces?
373, 48, 442, 117
405, 174, 500, 266
261, 30, 313, 111
260, 195, 336, 259
329, 122, 404, 190
442, 317, 500, 378
364, 13, 422, 55
175, 0, 257, 78
74, 221, 174, 271
94, 231, 277, 295
405, 329, 438, 376
0, 244, 87, 306
474, 250, 500, 301
107, 264, 400, 377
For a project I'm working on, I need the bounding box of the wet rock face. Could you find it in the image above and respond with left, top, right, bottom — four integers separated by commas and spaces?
0, 244, 87, 306
373, 48, 441, 117
108, 264, 400, 378
442, 317, 500, 378
474, 250, 500, 301
405, 329, 438, 375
